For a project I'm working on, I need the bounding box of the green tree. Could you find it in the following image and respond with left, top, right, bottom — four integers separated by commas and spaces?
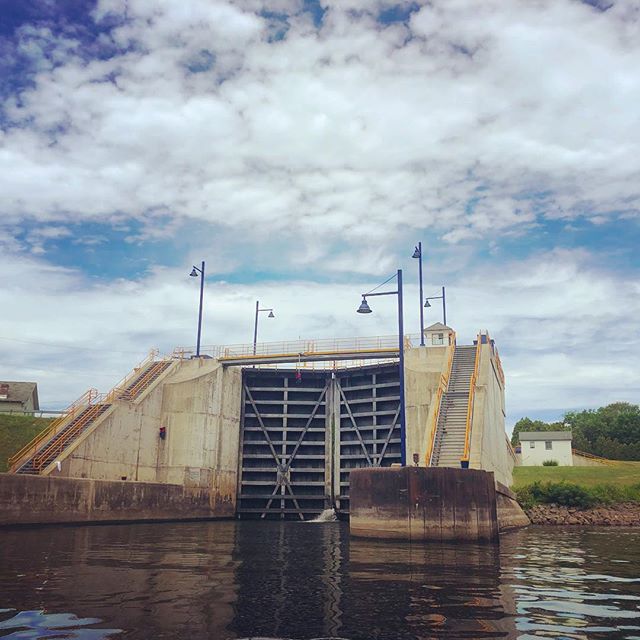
564, 402, 640, 459
511, 417, 564, 446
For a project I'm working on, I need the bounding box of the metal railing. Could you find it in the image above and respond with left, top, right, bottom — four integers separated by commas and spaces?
106, 349, 160, 402
117, 359, 169, 401
461, 333, 482, 465
7, 349, 163, 473
571, 448, 634, 466
174, 334, 420, 363
32, 401, 108, 472
425, 336, 456, 466
0, 410, 65, 417
8, 388, 99, 471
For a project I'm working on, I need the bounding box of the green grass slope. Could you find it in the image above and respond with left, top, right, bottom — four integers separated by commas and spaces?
0, 414, 54, 472
513, 463, 640, 489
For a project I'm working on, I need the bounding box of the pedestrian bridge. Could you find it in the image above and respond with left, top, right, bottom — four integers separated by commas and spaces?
172, 334, 419, 367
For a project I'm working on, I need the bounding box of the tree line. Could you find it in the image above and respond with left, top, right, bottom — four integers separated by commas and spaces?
511, 402, 640, 461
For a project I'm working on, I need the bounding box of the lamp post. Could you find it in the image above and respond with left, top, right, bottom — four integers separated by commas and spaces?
356, 269, 406, 466
189, 261, 205, 357
412, 242, 425, 346
253, 300, 275, 355
424, 286, 447, 326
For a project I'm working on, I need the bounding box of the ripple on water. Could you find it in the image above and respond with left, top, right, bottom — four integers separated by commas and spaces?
0, 609, 121, 638
0, 523, 639, 639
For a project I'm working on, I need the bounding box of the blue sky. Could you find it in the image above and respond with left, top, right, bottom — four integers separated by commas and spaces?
0, 0, 639, 427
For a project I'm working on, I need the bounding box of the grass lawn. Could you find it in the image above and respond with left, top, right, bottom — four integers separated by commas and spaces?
0, 414, 54, 472
513, 462, 640, 489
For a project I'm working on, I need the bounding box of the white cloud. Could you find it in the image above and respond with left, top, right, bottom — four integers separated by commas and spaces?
1, 246, 638, 423
1, 1, 639, 424
0, 0, 638, 259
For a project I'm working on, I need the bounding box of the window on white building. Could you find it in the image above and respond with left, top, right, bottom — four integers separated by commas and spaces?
545, 441, 552, 450
432, 333, 444, 346
530, 441, 535, 448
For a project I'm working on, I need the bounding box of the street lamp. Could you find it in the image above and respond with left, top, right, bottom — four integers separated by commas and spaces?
189, 261, 205, 357
356, 269, 406, 466
412, 242, 425, 346
253, 300, 275, 355
424, 286, 447, 326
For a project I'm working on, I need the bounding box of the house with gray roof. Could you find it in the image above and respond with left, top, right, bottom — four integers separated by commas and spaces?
0, 382, 39, 413
519, 430, 573, 466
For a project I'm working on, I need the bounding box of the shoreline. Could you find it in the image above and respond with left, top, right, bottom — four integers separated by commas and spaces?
525, 502, 640, 526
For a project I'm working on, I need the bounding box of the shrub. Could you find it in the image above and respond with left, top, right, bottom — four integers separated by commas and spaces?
542, 459, 559, 466
515, 480, 640, 510
516, 481, 597, 509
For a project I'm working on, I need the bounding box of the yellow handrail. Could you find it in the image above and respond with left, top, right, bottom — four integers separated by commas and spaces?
32, 401, 107, 471
118, 360, 169, 401
424, 337, 456, 466
461, 333, 482, 464
8, 349, 160, 472
107, 349, 159, 400
8, 388, 98, 471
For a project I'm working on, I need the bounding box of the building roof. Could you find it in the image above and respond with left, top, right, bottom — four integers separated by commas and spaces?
0, 381, 39, 409
424, 322, 453, 332
519, 431, 572, 442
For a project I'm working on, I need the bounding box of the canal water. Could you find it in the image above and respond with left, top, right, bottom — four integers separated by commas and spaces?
0, 522, 638, 639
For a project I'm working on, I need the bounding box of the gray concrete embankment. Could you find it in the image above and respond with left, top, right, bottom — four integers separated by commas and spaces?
0, 473, 233, 526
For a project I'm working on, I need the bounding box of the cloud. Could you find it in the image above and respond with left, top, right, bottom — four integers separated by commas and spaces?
0, 0, 638, 261
1, 1, 639, 425
1, 244, 638, 425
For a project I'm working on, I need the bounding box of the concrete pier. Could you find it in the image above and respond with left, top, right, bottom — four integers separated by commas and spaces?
349, 467, 501, 542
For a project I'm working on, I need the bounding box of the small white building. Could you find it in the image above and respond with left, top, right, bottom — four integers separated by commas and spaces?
423, 322, 455, 347
519, 431, 573, 466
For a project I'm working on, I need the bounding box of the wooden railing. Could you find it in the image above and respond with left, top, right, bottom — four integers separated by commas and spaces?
424, 338, 456, 466
461, 334, 482, 466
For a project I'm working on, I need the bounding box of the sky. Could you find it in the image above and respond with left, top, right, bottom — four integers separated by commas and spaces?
0, 0, 638, 428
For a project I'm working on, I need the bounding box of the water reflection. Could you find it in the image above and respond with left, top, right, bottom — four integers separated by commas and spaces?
0, 523, 638, 639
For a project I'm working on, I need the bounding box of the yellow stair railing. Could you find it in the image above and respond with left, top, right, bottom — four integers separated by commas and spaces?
32, 400, 108, 471
424, 335, 456, 466
461, 333, 482, 467
106, 349, 160, 402
8, 388, 98, 471
8, 349, 162, 473
118, 360, 170, 401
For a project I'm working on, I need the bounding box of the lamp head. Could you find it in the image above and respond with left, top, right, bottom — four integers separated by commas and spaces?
268, 311, 275, 318
357, 297, 372, 314
412, 246, 421, 259
189, 267, 199, 277
424, 299, 431, 308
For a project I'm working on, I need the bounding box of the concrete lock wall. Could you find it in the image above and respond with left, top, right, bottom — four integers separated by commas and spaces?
468, 342, 514, 487
403, 345, 451, 465
55, 359, 242, 514
0, 473, 228, 525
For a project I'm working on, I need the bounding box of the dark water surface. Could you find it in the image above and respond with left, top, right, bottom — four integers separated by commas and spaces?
1, 521, 639, 639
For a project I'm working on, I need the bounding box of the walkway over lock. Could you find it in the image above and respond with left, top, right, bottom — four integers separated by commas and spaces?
174, 334, 420, 367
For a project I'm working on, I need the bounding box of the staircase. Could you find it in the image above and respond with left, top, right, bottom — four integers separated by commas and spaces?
17, 403, 111, 474
12, 357, 174, 475
431, 345, 476, 467
118, 361, 173, 401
